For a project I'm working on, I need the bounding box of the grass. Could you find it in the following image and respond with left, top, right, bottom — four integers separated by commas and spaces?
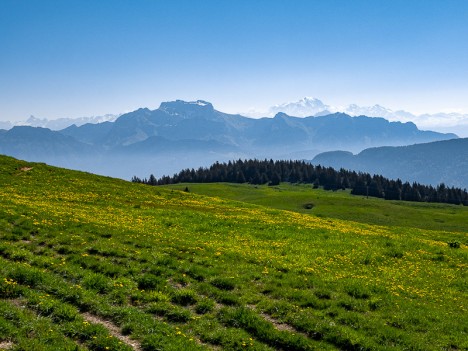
0, 155, 467, 350
162, 182, 468, 233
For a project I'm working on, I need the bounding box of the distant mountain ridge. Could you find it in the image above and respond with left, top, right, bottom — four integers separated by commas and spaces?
0, 126, 98, 171
0, 114, 120, 131
4, 97, 468, 136
0, 99, 459, 181
269, 97, 330, 117
311, 138, 468, 189
62, 100, 457, 152
258, 97, 468, 137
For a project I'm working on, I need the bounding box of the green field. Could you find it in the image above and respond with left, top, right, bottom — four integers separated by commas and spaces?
162, 183, 468, 233
0, 155, 467, 351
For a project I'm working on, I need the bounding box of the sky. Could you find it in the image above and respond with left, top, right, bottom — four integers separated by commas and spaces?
1, 0, 468, 121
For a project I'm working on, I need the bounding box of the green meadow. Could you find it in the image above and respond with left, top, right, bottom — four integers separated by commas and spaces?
0, 155, 466, 351
162, 183, 468, 233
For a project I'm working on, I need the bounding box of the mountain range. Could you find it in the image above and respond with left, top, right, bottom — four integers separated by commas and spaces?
2, 97, 468, 137
59, 100, 456, 152
3, 97, 468, 137
260, 97, 468, 137
0, 113, 119, 131
0, 99, 461, 184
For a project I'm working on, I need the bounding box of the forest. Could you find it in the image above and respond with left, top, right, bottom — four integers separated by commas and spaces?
132, 159, 468, 206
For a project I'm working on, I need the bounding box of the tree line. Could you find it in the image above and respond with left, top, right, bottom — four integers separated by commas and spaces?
132, 159, 468, 206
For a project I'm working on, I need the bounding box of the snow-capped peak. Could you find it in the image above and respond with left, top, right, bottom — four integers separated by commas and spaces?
250, 97, 468, 137
3, 114, 120, 131
193, 100, 210, 106
345, 104, 395, 118
268, 97, 331, 117
263, 97, 406, 120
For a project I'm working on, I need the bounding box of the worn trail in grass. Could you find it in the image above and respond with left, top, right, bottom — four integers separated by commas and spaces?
0, 156, 467, 351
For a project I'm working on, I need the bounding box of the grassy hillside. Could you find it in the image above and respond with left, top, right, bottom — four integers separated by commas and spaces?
0, 155, 466, 351
162, 183, 468, 233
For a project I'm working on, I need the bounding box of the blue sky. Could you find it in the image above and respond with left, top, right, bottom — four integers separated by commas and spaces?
1, 0, 467, 121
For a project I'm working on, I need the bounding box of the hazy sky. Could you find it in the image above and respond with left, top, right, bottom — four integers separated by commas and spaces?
1, 0, 467, 121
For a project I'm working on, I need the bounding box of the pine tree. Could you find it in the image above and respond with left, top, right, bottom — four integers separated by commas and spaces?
269, 172, 281, 186
148, 174, 157, 186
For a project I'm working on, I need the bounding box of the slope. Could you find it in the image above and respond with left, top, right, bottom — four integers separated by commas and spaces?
0, 155, 466, 351
160, 183, 468, 233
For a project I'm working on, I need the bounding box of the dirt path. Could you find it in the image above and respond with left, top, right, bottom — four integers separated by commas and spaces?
82, 313, 142, 351
259, 312, 298, 333
8, 297, 142, 350
0, 341, 13, 350
247, 304, 308, 336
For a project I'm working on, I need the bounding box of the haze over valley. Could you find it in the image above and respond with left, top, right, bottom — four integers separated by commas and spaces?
0, 99, 463, 186
3, 97, 468, 137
